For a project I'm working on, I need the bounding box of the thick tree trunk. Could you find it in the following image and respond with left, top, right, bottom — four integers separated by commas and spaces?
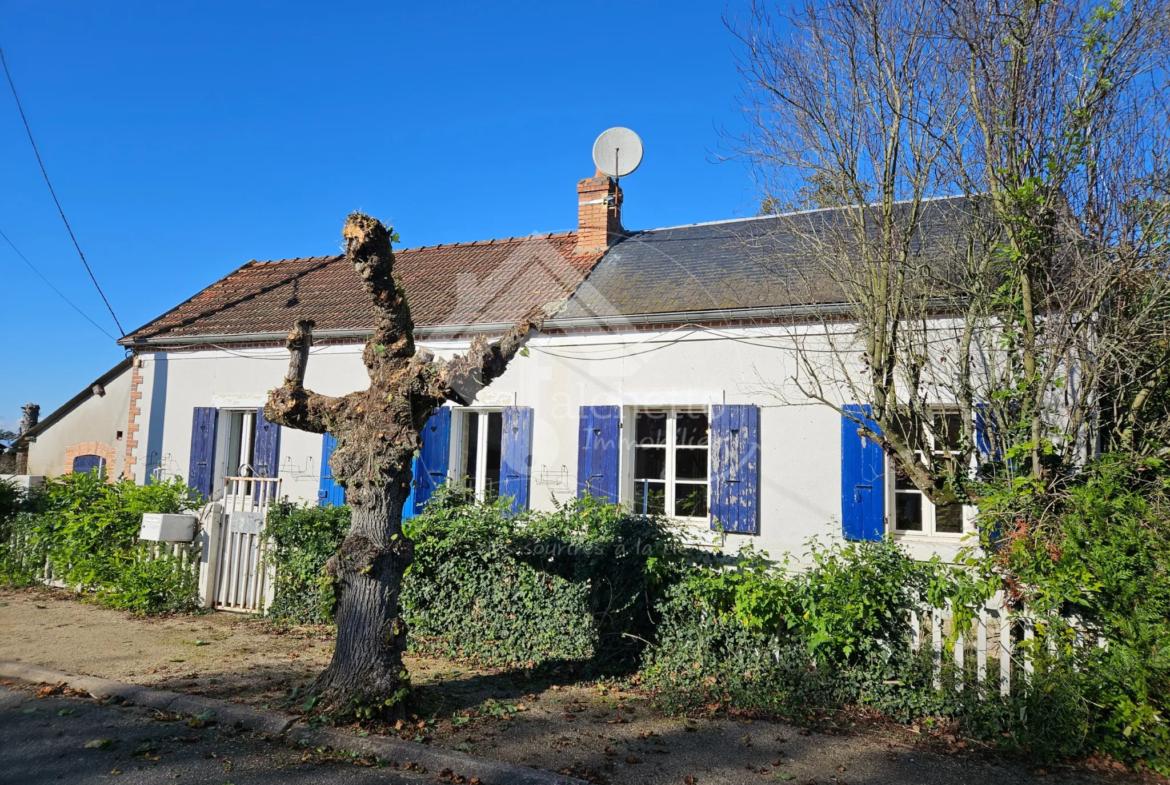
266, 212, 545, 721
312, 484, 414, 717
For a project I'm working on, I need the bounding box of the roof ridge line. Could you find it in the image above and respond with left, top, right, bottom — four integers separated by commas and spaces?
241, 231, 581, 265
404, 230, 576, 253
641, 193, 969, 233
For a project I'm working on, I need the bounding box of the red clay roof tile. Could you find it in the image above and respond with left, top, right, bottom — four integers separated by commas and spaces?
122, 232, 600, 343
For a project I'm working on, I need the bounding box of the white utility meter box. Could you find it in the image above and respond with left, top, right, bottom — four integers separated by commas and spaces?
139, 513, 198, 542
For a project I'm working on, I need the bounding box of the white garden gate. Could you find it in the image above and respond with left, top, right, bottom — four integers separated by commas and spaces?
213, 476, 281, 612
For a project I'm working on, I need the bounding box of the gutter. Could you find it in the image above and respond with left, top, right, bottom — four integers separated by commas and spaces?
117, 302, 859, 348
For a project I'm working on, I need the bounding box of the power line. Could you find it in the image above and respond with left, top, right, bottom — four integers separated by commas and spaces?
0, 227, 119, 342
1, 46, 125, 337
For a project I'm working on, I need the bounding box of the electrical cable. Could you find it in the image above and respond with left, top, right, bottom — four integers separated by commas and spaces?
1, 46, 125, 337
0, 226, 118, 341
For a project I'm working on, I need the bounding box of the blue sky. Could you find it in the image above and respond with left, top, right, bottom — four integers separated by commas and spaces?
0, 1, 759, 431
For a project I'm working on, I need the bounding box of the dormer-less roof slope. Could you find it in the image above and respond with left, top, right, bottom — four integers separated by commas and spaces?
120, 233, 601, 345
557, 196, 974, 321
121, 197, 976, 346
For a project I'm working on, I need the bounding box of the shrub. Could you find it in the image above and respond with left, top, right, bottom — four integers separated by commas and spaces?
265, 486, 684, 670
0, 472, 201, 614
0, 478, 21, 524
403, 486, 682, 669
640, 538, 966, 720
265, 501, 351, 625
975, 453, 1170, 772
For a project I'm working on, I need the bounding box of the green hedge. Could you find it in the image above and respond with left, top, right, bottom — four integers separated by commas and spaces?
265, 501, 351, 625
0, 471, 201, 614
404, 486, 680, 668
265, 485, 682, 669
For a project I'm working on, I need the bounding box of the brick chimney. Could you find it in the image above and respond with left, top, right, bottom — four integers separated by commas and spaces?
575, 170, 624, 254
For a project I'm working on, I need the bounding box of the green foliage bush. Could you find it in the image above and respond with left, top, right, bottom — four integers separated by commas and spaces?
640, 538, 966, 721
265, 501, 351, 625
0, 471, 200, 614
265, 485, 683, 670
975, 453, 1170, 772
403, 486, 681, 669
0, 478, 23, 525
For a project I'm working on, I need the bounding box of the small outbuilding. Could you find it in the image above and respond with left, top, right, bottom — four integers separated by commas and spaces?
17, 358, 134, 480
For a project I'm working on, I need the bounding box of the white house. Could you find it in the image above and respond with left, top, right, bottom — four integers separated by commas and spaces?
27, 169, 982, 570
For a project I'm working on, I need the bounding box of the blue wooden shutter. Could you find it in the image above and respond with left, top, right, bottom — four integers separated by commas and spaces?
413, 406, 452, 515
71, 454, 105, 476
577, 405, 620, 502
253, 407, 281, 478
500, 407, 534, 514
972, 403, 1004, 547
402, 455, 420, 519
841, 404, 884, 541
710, 405, 761, 534
318, 433, 346, 507
188, 407, 218, 499
974, 403, 997, 461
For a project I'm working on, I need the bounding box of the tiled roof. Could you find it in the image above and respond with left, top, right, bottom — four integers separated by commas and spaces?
122, 233, 600, 343
123, 198, 977, 344
557, 197, 973, 319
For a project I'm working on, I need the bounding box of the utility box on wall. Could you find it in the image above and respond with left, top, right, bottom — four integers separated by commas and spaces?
139, 513, 198, 542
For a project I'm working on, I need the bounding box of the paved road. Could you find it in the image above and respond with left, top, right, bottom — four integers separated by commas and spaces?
0, 687, 429, 785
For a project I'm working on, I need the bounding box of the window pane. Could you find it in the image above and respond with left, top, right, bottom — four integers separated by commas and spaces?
484, 412, 503, 500
933, 412, 964, 452
935, 503, 963, 534
674, 483, 708, 518
461, 412, 479, 489
635, 411, 667, 445
894, 459, 918, 490
225, 412, 244, 477
633, 480, 666, 515
676, 412, 709, 446
895, 491, 923, 531
634, 447, 666, 480
675, 448, 708, 480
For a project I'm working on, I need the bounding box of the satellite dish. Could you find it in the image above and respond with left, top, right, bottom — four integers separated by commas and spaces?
592, 127, 644, 178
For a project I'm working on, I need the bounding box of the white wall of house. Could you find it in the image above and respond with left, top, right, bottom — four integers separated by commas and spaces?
26, 365, 133, 479
133, 324, 975, 564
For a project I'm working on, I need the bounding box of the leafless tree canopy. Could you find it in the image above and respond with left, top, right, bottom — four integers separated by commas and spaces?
728, 0, 1170, 501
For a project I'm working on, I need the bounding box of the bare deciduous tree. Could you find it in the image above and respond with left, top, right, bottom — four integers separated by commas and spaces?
727, 0, 1170, 503
264, 213, 544, 717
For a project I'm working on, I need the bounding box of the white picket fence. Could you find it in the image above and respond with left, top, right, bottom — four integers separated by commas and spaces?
4, 523, 199, 592
909, 593, 1104, 697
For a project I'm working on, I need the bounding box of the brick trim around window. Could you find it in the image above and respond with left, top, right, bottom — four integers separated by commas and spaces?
64, 441, 117, 481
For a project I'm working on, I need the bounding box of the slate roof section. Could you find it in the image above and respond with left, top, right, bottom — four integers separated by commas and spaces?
121, 233, 600, 344
557, 196, 973, 320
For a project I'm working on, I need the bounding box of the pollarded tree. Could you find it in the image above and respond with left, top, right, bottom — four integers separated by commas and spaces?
264, 212, 545, 718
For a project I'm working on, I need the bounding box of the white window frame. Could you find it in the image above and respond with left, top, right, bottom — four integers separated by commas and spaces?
886, 409, 974, 540
624, 406, 711, 523
453, 407, 504, 502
